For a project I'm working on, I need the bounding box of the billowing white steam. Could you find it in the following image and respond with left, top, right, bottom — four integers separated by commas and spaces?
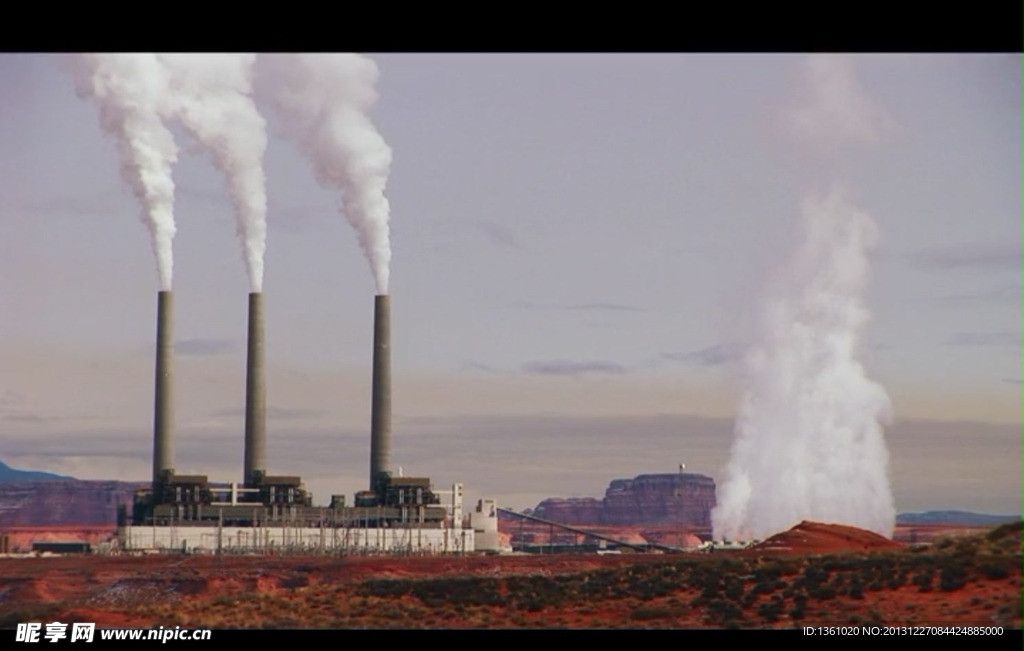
70, 54, 179, 290
257, 53, 393, 294
786, 55, 895, 153
712, 185, 895, 540
712, 55, 896, 541
159, 54, 269, 293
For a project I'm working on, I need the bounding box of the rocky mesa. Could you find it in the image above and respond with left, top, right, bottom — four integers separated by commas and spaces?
532, 473, 716, 528
0, 480, 144, 527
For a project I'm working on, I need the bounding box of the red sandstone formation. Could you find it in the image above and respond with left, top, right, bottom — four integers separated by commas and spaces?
533, 473, 716, 528
0, 481, 144, 527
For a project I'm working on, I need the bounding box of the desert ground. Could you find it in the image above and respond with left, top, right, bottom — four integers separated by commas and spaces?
1, 520, 1020, 629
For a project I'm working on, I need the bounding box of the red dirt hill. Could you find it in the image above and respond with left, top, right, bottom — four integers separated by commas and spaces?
749, 520, 903, 554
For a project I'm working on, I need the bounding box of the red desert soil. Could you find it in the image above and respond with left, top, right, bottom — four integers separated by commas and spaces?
2, 520, 1019, 629
748, 520, 904, 554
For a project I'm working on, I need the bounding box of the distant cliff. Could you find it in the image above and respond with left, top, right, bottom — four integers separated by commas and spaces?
0, 460, 74, 483
0, 481, 145, 526
896, 511, 1022, 526
533, 473, 717, 527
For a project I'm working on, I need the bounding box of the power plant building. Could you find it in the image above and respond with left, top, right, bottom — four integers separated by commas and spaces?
119, 292, 480, 554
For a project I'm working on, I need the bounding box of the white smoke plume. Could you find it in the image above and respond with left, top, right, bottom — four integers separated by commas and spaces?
159, 54, 269, 293
69, 54, 179, 290
256, 53, 393, 294
786, 55, 896, 152
712, 55, 896, 541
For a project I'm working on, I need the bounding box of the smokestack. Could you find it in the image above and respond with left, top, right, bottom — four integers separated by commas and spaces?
370, 294, 391, 491
152, 290, 174, 485
244, 292, 267, 486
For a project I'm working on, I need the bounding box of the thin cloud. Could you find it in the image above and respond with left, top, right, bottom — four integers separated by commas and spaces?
912, 243, 1022, 272
475, 221, 520, 249
176, 338, 236, 356
6, 189, 124, 219
663, 342, 747, 367
521, 360, 628, 377
945, 332, 1021, 347
563, 303, 646, 313
930, 284, 1021, 305
4, 413, 61, 424
515, 301, 646, 313
461, 362, 508, 375
0, 390, 24, 407
211, 407, 324, 421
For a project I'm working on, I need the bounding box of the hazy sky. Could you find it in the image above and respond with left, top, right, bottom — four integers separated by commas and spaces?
0, 53, 1019, 516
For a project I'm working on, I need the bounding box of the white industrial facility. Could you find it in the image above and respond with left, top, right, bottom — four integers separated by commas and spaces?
118, 482, 515, 554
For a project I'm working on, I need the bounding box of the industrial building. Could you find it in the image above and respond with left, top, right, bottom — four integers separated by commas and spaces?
118, 292, 483, 554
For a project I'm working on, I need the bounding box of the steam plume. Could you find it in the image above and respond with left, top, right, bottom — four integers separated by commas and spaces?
257, 53, 393, 293
159, 54, 269, 292
712, 55, 896, 541
786, 55, 895, 153
70, 54, 179, 290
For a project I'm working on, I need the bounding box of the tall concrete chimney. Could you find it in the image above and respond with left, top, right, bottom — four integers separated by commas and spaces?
152, 290, 174, 485
370, 294, 391, 491
244, 292, 267, 486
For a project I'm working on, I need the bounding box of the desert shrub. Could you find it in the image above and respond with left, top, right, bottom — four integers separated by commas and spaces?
725, 581, 744, 601
951, 539, 979, 560
986, 520, 1023, 541
996, 602, 1020, 623
848, 584, 864, 599
913, 571, 934, 593
887, 571, 908, 589
637, 576, 676, 600
630, 606, 673, 621
524, 599, 545, 613
359, 579, 412, 598
280, 575, 309, 589
934, 536, 956, 550
771, 558, 803, 575
809, 586, 836, 601
705, 598, 743, 622
789, 604, 806, 620
803, 564, 829, 589
402, 576, 505, 607
939, 562, 968, 591
752, 581, 774, 596
979, 561, 1014, 580
699, 581, 721, 600
758, 603, 782, 622
691, 566, 723, 589
0, 604, 65, 629
823, 558, 859, 572
758, 595, 785, 623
